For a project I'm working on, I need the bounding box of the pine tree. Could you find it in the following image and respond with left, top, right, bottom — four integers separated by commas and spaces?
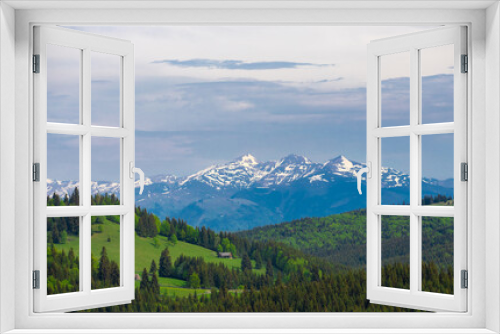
68, 248, 76, 268
140, 268, 149, 291
202, 227, 209, 248
147, 215, 158, 237
53, 193, 61, 206
254, 252, 262, 269
159, 247, 172, 278
110, 261, 120, 286
52, 223, 61, 244
69, 187, 80, 205
150, 271, 160, 295
241, 254, 252, 272
98, 247, 111, 287
266, 259, 273, 277
149, 260, 157, 276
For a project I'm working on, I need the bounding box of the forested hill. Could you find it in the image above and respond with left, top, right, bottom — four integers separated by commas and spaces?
47, 189, 453, 312
238, 210, 367, 267
238, 208, 454, 269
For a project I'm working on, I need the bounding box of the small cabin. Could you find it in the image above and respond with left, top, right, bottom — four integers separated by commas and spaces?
218, 252, 233, 259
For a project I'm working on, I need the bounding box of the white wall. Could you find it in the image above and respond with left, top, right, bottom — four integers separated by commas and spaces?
0, 2, 16, 334
486, 2, 500, 333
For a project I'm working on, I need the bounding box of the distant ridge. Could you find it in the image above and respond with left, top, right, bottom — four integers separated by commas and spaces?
48, 154, 453, 231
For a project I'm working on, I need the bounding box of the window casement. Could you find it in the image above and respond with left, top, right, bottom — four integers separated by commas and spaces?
33, 26, 138, 312
7, 5, 490, 333
365, 26, 467, 312
31, 24, 468, 315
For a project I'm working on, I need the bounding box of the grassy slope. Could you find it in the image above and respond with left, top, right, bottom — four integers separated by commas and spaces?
54, 218, 265, 284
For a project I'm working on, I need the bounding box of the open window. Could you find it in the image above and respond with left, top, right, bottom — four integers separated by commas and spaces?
33, 26, 139, 312
365, 26, 467, 312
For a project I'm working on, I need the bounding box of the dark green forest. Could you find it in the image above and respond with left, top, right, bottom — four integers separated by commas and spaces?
47, 190, 454, 312
239, 209, 453, 269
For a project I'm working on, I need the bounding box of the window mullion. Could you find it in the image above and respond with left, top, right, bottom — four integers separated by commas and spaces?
409, 47, 420, 294
82, 47, 92, 294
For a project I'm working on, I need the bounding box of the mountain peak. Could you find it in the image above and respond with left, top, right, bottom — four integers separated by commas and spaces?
233, 153, 258, 166
280, 154, 311, 165
324, 155, 356, 173
330, 155, 350, 164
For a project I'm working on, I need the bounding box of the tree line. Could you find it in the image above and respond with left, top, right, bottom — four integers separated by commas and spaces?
48, 245, 119, 295
83, 260, 456, 313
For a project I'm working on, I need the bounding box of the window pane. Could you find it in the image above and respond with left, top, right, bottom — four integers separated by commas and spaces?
47, 133, 80, 205
381, 52, 410, 127
381, 136, 410, 205
381, 215, 410, 290
91, 137, 120, 205
47, 217, 80, 295
421, 134, 454, 206
47, 44, 81, 124
421, 44, 454, 124
421, 216, 454, 294
91, 215, 121, 290
91, 52, 121, 127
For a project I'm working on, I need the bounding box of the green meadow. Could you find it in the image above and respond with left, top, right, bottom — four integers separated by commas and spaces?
52, 217, 265, 297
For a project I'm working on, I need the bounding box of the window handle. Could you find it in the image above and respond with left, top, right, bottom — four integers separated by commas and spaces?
129, 162, 145, 195
356, 162, 371, 195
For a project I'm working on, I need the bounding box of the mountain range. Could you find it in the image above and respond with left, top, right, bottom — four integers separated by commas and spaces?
47, 154, 453, 231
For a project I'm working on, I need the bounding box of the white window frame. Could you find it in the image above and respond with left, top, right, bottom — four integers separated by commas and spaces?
1, 2, 499, 333
366, 26, 468, 312
33, 25, 136, 312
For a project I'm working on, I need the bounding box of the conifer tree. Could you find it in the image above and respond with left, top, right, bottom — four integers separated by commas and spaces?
69, 187, 79, 205
266, 259, 273, 277
98, 247, 111, 286
254, 252, 262, 269
159, 247, 172, 278
140, 268, 149, 291
110, 261, 120, 286
53, 193, 61, 206
68, 248, 76, 268
52, 224, 61, 244
150, 271, 160, 295
149, 260, 157, 276
241, 254, 252, 272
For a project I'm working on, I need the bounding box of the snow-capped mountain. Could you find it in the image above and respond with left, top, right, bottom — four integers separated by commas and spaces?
47, 154, 413, 196
47, 154, 452, 231
180, 154, 266, 189
47, 179, 123, 197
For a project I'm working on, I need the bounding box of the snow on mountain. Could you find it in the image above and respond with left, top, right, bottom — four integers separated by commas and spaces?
46, 154, 453, 231
47, 154, 419, 197
380, 167, 410, 188
179, 154, 264, 189
47, 179, 121, 197
256, 154, 316, 187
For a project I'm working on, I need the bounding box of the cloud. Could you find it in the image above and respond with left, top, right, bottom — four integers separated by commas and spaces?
152, 59, 332, 70
315, 77, 344, 83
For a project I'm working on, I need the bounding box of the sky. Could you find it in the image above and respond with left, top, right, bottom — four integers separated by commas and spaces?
46, 26, 455, 181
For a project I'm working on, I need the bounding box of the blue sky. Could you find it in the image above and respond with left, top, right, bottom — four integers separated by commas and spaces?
47, 26, 454, 181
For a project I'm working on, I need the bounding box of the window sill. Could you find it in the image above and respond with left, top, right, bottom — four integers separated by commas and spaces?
3, 330, 498, 334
